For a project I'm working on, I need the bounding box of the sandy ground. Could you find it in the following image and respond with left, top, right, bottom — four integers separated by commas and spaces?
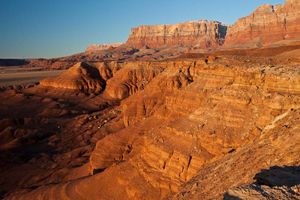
0, 68, 65, 86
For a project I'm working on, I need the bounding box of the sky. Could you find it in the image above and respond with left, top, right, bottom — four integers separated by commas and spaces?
0, 0, 285, 59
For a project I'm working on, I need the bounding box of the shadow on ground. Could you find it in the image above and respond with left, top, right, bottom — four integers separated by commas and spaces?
224, 165, 300, 200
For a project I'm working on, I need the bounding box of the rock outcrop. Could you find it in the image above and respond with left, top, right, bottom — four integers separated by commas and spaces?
171, 106, 300, 200
40, 62, 106, 93
224, 166, 300, 199
225, 184, 300, 200
86, 43, 123, 52
104, 62, 165, 99
224, 0, 300, 48
81, 1, 300, 57
126, 20, 227, 48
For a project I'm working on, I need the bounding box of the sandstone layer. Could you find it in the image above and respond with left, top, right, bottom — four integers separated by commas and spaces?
40, 62, 106, 93
126, 20, 227, 48
224, 0, 300, 48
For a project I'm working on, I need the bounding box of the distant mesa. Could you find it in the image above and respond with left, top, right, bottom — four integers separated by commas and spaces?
86, 0, 300, 51
0, 59, 29, 66
126, 20, 227, 49
86, 43, 123, 52
223, 0, 300, 48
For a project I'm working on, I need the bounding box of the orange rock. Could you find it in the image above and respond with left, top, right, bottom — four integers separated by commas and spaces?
126, 20, 227, 49
40, 62, 105, 94
224, 0, 300, 48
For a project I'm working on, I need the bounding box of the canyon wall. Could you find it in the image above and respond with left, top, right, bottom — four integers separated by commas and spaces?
126, 20, 227, 48
85, 1, 300, 53
224, 0, 300, 48
125, 0, 300, 50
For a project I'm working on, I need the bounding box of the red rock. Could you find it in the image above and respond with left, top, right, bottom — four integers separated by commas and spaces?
40, 62, 105, 94
126, 20, 227, 49
224, 0, 300, 48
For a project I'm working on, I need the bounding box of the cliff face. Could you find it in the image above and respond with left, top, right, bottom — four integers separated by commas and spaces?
224, 0, 300, 48
126, 20, 227, 48
83, 0, 300, 54
85, 1, 300, 52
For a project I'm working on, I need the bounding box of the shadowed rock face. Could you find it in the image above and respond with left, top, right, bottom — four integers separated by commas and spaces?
224, 166, 300, 200
224, 0, 300, 48
126, 20, 227, 48
0, 59, 29, 66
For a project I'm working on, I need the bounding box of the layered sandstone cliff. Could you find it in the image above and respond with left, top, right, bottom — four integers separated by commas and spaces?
126, 20, 227, 48
84, 0, 300, 53
224, 0, 300, 48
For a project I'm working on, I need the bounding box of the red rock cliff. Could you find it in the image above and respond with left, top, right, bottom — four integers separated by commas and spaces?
224, 0, 300, 48
126, 20, 227, 48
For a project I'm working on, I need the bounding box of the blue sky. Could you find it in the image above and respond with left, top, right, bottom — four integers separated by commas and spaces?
0, 0, 284, 58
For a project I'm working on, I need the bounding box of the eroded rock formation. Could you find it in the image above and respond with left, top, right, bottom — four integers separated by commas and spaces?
2, 55, 300, 199
126, 20, 227, 48
224, 0, 300, 48
225, 166, 300, 200
1, 1, 300, 200
40, 62, 107, 93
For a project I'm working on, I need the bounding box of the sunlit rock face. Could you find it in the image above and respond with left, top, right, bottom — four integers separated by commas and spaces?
224, 0, 300, 48
40, 62, 106, 93
126, 20, 227, 48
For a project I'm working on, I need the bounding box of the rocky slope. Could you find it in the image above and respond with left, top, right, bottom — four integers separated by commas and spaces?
1, 54, 299, 199
126, 20, 227, 48
224, 0, 300, 48
40, 62, 106, 93
171, 105, 300, 199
